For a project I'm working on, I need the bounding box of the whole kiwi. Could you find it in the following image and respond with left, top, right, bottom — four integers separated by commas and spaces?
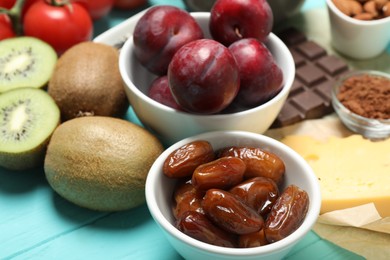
48, 42, 128, 121
44, 116, 164, 211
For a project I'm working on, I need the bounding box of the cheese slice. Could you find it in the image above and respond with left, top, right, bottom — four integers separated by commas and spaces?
281, 135, 390, 217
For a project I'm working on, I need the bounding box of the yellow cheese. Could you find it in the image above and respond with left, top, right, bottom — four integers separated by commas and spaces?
281, 135, 390, 217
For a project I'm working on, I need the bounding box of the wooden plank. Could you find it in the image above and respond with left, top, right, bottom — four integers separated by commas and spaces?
10, 205, 182, 260
0, 168, 108, 259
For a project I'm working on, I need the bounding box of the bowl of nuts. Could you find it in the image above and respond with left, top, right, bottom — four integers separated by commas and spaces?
145, 130, 321, 260
119, 4, 295, 146
332, 70, 390, 139
326, 0, 390, 59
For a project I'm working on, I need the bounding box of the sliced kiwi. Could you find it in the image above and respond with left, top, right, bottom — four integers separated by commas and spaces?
0, 87, 60, 170
0, 37, 57, 93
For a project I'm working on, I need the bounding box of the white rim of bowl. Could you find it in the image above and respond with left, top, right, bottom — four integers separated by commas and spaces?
119, 12, 295, 119
145, 130, 322, 257
326, 0, 390, 26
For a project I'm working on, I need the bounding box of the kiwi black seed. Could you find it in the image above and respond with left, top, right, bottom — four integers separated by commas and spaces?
0, 37, 57, 93
0, 87, 60, 170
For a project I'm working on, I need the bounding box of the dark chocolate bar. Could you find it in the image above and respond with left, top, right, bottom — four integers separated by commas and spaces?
271, 28, 351, 128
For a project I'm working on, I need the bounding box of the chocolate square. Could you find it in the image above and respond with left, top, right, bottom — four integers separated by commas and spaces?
270, 28, 353, 128
295, 41, 327, 60
316, 55, 349, 76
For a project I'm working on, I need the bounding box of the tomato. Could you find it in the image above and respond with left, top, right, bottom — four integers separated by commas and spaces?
23, 1, 93, 54
22, 0, 41, 14
0, 0, 15, 8
0, 14, 15, 40
113, 0, 146, 10
72, 0, 113, 20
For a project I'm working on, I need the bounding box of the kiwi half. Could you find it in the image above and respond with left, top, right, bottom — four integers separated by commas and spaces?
0, 87, 60, 170
0, 37, 57, 93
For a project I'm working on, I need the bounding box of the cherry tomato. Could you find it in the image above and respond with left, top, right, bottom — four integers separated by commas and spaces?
23, 1, 93, 54
73, 0, 113, 20
113, 0, 146, 10
22, 0, 41, 14
0, 14, 15, 40
0, 0, 15, 8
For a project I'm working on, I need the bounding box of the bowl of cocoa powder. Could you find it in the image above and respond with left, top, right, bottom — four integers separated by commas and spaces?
332, 70, 390, 139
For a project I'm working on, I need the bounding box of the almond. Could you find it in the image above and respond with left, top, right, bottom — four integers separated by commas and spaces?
354, 12, 375, 19
364, 0, 379, 17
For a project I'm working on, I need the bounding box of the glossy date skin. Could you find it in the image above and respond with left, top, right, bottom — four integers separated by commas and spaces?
202, 189, 264, 235
163, 140, 215, 178
238, 228, 268, 248
264, 185, 309, 243
176, 211, 237, 247
172, 180, 205, 220
229, 176, 279, 217
192, 156, 246, 190
217, 146, 285, 184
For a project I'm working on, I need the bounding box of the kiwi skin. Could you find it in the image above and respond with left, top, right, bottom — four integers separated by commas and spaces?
0, 139, 51, 171
44, 116, 164, 211
48, 41, 129, 121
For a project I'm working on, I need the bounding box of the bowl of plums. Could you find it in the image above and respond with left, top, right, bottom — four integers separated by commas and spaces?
145, 130, 321, 260
119, 0, 295, 146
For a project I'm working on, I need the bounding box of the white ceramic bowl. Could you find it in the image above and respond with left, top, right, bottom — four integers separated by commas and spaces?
119, 12, 295, 146
326, 0, 390, 59
145, 131, 321, 260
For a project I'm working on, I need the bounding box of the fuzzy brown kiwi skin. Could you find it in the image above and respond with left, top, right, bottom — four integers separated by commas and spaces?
44, 116, 164, 211
47, 42, 129, 121
0, 135, 53, 171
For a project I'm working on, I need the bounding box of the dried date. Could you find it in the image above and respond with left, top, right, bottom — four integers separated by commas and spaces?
163, 140, 215, 178
217, 146, 285, 184
176, 211, 237, 247
202, 189, 264, 235
172, 180, 205, 219
264, 185, 309, 243
229, 177, 279, 217
192, 157, 246, 190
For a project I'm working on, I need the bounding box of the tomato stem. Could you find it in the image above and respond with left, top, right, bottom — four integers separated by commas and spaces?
49, 0, 69, 7
49, 0, 73, 13
1, 0, 26, 36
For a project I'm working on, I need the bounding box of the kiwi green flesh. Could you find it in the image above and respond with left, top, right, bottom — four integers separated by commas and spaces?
0, 37, 57, 93
0, 87, 60, 154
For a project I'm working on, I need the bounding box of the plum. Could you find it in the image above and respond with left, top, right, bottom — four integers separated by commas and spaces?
209, 0, 273, 46
148, 76, 182, 110
133, 5, 203, 75
229, 38, 283, 107
168, 39, 240, 114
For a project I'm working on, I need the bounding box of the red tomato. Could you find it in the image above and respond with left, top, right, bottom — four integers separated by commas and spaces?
0, 14, 15, 40
23, 1, 93, 54
22, 0, 41, 14
73, 0, 114, 20
113, 0, 146, 10
0, 0, 15, 8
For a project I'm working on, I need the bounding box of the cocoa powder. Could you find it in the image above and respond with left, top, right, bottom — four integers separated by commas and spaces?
337, 73, 390, 119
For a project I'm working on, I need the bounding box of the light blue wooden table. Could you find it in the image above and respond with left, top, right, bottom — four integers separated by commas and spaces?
1, 0, 384, 259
